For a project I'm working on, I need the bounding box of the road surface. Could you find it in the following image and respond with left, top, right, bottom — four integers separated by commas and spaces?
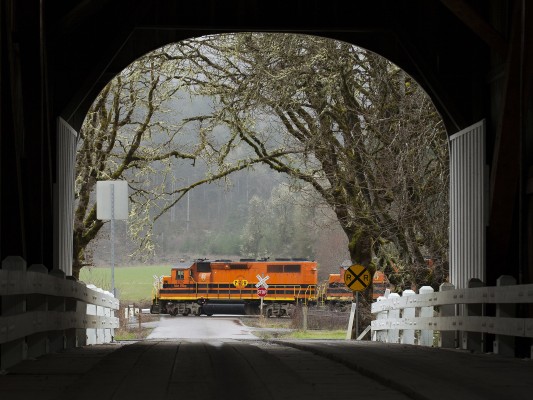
146, 314, 259, 340
12, 339, 407, 400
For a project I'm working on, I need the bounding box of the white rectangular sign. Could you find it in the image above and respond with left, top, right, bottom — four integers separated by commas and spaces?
96, 180, 129, 220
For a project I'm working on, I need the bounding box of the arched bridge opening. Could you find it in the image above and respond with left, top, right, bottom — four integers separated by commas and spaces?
1, 0, 532, 386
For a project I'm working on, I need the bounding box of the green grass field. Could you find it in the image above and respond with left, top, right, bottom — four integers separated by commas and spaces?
79, 265, 171, 302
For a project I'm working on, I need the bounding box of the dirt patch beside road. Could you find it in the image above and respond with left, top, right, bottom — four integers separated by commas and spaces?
239, 316, 294, 339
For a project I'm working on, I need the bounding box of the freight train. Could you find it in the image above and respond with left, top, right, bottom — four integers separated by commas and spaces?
150, 258, 389, 317
150, 258, 318, 317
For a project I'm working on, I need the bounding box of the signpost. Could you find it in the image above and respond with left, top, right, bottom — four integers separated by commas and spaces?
255, 274, 270, 316
343, 264, 371, 340
96, 181, 128, 298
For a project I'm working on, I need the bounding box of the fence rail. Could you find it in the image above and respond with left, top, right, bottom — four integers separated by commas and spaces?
0, 256, 119, 369
371, 284, 533, 310
371, 275, 533, 357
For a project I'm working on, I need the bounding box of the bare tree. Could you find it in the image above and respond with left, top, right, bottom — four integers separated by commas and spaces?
74, 52, 199, 276
163, 33, 449, 291
239, 195, 269, 258
74, 48, 299, 277
76, 33, 449, 297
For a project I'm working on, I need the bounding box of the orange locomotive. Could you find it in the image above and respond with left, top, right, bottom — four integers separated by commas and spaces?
317, 268, 353, 308
151, 258, 318, 317
372, 270, 390, 299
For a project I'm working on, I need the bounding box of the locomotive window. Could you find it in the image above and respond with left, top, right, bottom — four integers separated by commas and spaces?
267, 265, 283, 273
284, 265, 301, 273
176, 270, 184, 280
197, 262, 212, 272
267, 265, 301, 273
229, 264, 248, 269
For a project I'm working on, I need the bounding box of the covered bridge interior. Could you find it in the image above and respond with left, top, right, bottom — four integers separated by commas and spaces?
1, 0, 532, 357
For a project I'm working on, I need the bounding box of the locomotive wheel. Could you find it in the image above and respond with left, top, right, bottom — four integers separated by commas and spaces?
194, 307, 202, 316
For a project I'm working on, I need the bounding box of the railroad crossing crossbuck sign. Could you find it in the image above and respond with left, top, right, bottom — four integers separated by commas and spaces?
255, 274, 269, 289
344, 264, 371, 292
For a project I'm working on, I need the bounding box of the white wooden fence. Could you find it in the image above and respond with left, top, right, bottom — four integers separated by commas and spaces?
371, 275, 533, 358
0, 256, 119, 370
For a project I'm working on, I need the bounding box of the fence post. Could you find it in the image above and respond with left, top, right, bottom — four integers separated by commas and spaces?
75, 284, 88, 347
86, 284, 97, 345
438, 282, 456, 348
103, 291, 114, 343
462, 278, 485, 352
419, 286, 434, 346
387, 293, 401, 343
64, 276, 79, 350
1, 256, 27, 369
346, 302, 356, 340
493, 275, 516, 356
26, 264, 49, 360
372, 296, 388, 342
96, 288, 105, 344
48, 269, 67, 353
401, 290, 416, 345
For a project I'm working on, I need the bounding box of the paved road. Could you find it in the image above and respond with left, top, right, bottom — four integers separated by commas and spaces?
146, 314, 258, 340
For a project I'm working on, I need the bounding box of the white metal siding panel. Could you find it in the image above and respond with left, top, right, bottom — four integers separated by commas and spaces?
56, 117, 78, 276
449, 120, 486, 288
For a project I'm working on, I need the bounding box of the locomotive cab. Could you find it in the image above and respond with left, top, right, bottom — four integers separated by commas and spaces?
171, 268, 190, 282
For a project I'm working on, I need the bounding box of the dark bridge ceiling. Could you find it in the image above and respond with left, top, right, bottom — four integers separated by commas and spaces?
3, 0, 531, 284
48, 0, 494, 135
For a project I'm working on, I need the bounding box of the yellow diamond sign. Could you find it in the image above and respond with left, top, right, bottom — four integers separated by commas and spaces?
343, 264, 371, 292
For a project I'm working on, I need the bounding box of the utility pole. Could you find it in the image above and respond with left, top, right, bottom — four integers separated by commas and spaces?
186, 177, 190, 232
97, 180, 128, 298
110, 184, 115, 297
